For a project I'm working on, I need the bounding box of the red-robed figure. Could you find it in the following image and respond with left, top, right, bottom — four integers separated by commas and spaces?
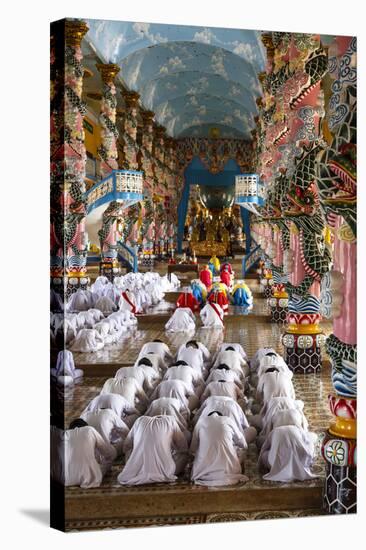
207, 282, 229, 314
199, 265, 212, 290
176, 288, 200, 313
220, 269, 231, 288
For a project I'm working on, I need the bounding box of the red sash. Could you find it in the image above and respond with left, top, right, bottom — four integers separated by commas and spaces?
209, 302, 224, 324
122, 291, 136, 314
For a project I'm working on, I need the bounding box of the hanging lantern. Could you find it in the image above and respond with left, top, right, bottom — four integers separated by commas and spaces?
235, 174, 265, 215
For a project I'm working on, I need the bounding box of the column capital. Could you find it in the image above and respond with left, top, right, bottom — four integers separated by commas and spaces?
96, 63, 120, 83
123, 90, 140, 109
141, 109, 155, 126
65, 19, 89, 48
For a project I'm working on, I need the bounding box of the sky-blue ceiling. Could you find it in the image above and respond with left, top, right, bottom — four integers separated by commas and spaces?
86, 20, 266, 139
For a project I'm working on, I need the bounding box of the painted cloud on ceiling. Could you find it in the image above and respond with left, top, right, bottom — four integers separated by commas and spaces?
86, 19, 266, 138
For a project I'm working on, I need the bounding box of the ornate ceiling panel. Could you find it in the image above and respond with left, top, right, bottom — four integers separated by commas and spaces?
86, 19, 266, 138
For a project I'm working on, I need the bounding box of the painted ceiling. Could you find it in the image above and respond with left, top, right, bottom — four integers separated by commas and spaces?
86, 20, 266, 139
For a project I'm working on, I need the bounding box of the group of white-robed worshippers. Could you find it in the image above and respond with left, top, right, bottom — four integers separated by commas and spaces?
50, 273, 180, 358
51, 341, 318, 489
165, 290, 225, 333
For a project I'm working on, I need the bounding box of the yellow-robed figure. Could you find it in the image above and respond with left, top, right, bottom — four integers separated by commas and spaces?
208, 254, 220, 276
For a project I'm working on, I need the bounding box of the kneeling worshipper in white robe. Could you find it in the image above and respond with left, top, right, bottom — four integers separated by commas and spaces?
114, 361, 160, 394
251, 348, 278, 372
82, 392, 139, 428
95, 295, 117, 315
177, 341, 211, 365
190, 412, 249, 486
257, 368, 296, 403
200, 302, 224, 328
93, 320, 124, 345
205, 364, 244, 390
118, 415, 188, 485
165, 307, 196, 333
81, 408, 129, 456
101, 377, 149, 413
177, 343, 207, 377
139, 340, 173, 364
108, 310, 137, 328
56, 419, 117, 488
201, 380, 245, 406
215, 343, 248, 361
163, 361, 204, 397
145, 397, 191, 442
257, 401, 309, 448
67, 289, 93, 312
70, 328, 105, 352
256, 353, 289, 377
51, 350, 83, 386
119, 289, 140, 314
213, 349, 249, 378
151, 379, 199, 411
135, 352, 166, 373
258, 424, 318, 482
194, 396, 257, 444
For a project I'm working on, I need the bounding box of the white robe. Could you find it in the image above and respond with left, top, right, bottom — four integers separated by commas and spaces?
190, 416, 248, 486
213, 350, 249, 377
215, 343, 248, 361
176, 347, 205, 375
114, 365, 159, 393
139, 342, 173, 363
135, 352, 166, 373
259, 397, 306, 435
201, 381, 243, 402
67, 289, 92, 312
119, 290, 139, 314
118, 415, 188, 485
177, 342, 211, 364
101, 378, 148, 411
70, 329, 104, 352
95, 296, 117, 315
200, 303, 224, 328
251, 348, 277, 371
205, 368, 243, 389
165, 307, 196, 333
53, 426, 116, 488
81, 409, 129, 454
194, 396, 250, 433
82, 393, 139, 422
257, 372, 296, 403
145, 397, 190, 440
163, 365, 201, 390
150, 379, 199, 411
257, 355, 290, 377
51, 350, 83, 385
258, 425, 317, 482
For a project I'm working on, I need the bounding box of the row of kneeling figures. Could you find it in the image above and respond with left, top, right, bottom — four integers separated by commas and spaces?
51, 342, 318, 489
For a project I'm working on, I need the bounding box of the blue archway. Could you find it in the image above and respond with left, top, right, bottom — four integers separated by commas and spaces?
177, 156, 250, 253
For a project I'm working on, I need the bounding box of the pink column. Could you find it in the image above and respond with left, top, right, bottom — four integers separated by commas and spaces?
273, 230, 283, 267
290, 231, 306, 286
333, 216, 357, 345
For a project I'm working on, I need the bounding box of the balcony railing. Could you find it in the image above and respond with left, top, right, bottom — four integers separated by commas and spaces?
85, 169, 144, 213
235, 174, 265, 216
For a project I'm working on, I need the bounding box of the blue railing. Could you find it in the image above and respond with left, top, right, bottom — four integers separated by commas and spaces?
242, 240, 263, 277
117, 241, 138, 273
85, 169, 144, 214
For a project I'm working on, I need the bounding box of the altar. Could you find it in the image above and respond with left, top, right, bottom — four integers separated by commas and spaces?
191, 240, 228, 257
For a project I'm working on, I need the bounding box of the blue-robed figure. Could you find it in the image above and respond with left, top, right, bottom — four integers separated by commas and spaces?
231, 281, 253, 308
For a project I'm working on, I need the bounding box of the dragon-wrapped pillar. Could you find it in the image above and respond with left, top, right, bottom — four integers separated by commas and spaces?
50, 19, 90, 299
96, 62, 121, 281
317, 35, 357, 514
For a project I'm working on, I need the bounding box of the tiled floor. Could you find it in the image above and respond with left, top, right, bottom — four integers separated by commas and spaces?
65, 264, 334, 505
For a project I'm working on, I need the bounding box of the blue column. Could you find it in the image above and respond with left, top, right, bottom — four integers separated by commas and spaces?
240, 207, 251, 253
177, 178, 190, 253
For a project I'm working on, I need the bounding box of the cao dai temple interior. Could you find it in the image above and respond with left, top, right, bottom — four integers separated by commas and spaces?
50, 18, 357, 531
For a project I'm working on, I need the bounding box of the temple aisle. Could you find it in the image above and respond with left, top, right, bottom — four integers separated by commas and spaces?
63, 261, 334, 529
